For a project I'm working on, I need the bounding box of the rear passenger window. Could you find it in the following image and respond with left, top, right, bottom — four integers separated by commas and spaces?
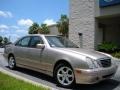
29, 36, 43, 48
15, 37, 31, 47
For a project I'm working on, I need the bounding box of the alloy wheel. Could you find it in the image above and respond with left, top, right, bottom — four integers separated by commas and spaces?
8, 56, 16, 69
57, 66, 74, 86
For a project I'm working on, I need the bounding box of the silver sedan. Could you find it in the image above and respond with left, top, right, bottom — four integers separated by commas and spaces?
4, 34, 118, 88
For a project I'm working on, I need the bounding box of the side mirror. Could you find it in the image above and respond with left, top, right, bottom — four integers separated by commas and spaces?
36, 44, 45, 49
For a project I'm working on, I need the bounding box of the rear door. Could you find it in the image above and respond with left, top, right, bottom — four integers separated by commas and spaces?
14, 36, 31, 66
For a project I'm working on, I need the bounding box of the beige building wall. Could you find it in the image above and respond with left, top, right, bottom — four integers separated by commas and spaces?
69, 0, 96, 50
48, 24, 59, 35
69, 0, 120, 50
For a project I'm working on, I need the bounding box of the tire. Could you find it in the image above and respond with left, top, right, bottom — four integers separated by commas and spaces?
54, 64, 75, 88
8, 55, 16, 69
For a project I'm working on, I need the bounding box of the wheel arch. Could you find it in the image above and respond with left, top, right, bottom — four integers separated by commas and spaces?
53, 59, 74, 76
53, 59, 76, 87
8, 53, 15, 60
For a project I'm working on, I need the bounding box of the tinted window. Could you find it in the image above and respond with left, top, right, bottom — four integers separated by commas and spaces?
45, 36, 78, 48
16, 37, 31, 47
15, 40, 21, 46
29, 36, 43, 48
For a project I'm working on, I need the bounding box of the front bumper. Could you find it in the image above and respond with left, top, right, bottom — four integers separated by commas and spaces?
74, 65, 118, 84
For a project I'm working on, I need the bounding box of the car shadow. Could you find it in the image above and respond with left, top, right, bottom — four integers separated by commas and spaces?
5, 66, 120, 90
72, 79, 120, 90
8, 66, 56, 84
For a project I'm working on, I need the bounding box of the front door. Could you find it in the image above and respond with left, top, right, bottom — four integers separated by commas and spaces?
27, 36, 44, 69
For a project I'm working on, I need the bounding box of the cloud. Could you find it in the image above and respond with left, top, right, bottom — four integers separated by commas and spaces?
43, 19, 56, 26
16, 29, 27, 33
10, 25, 19, 29
0, 24, 10, 34
0, 25, 20, 33
4, 34, 20, 42
0, 29, 5, 33
0, 10, 13, 18
0, 24, 28, 43
11, 34, 20, 38
18, 19, 33, 27
0, 24, 9, 30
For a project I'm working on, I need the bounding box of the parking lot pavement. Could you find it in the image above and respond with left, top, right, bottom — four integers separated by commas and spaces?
0, 48, 4, 53
0, 52, 120, 90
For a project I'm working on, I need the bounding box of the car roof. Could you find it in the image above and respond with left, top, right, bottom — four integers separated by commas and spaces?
27, 34, 60, 37
14, 34, 60, 44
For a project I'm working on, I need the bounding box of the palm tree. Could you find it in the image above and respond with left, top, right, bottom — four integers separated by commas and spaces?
3, 37, 9, 44
57, 15, 69, 37
28, 23, 39, 34
38, 24, 50, 34
0, 36, 3, 44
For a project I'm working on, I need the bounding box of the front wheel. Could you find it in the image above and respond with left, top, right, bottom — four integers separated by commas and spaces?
8, 56, 16, 69
54, 64, 75, 88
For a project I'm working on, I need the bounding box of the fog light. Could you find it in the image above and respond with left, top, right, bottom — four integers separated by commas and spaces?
91, 77, 99, 82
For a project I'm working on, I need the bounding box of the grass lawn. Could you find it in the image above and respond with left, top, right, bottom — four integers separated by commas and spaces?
0, 72, 49, 90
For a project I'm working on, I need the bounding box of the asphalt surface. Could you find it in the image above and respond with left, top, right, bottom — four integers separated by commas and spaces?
0, 48, 120, 90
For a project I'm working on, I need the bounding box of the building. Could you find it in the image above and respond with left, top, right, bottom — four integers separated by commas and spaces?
48, 24, 59, 35
69, 0, 120, 50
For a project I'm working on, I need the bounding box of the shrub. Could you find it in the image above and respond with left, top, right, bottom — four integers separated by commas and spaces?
112, 52, 120, 59
97, 42, 118, 53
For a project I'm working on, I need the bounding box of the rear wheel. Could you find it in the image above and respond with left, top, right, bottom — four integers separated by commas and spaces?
54, 64, 75, 88
8, 55, 16, 69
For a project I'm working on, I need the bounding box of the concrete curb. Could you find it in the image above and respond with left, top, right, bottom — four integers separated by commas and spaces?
113, 57, 120, 62
0, 67, 58, 90
0, 48, 4, 53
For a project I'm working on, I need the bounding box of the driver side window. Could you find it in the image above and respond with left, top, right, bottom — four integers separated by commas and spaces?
29, 36, 44, 48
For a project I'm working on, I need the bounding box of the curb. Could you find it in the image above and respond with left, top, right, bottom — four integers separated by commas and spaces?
0, 67, 58, 90
113, 57, 120, 62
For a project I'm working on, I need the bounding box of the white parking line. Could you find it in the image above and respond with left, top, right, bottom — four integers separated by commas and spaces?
0, 67, 58, 90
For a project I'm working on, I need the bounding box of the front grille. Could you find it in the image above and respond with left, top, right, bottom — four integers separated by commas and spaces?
100, 59, 111, 67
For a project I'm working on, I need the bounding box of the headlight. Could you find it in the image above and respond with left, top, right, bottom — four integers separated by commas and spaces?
86, 57, 99, 69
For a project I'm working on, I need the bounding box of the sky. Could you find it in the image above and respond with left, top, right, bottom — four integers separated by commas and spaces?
0, 0, 69, 42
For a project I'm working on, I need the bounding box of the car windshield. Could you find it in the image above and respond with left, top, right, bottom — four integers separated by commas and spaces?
45, 36, 79, 48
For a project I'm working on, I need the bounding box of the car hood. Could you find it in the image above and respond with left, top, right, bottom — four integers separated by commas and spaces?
56, 48, 109, 59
